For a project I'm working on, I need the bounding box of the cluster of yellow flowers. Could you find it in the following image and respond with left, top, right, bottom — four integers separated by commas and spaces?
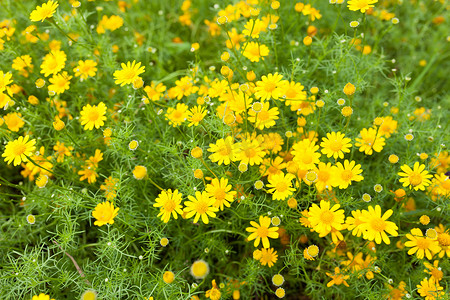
1, 0, 448, 299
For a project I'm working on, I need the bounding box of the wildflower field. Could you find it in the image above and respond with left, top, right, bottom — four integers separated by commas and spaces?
0, 0, 449, 299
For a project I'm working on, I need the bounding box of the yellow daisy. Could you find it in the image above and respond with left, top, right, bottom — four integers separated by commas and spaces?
205, 177, 236, 211
30, 0, 59, 22
153, 189, 184, 223
183, 191, 219, 224
405, 228, 441, 260
2, 135, 36, 166
254, 72, 286, 100
80, 102, 107, 130
266, 172, 296, 200
347, 0, 378, 13
307, 200, 345, 236
92, 201, 119, 226
207, 136, 237, 165
246, 216, 279, 248
320, 131, 352, 159
259, 247, 278, 267
398, 162, 433, 191
113, 60, 145, 86
335, 160, 364, 189
359, 205, 398, 244
247, 101, 279, 130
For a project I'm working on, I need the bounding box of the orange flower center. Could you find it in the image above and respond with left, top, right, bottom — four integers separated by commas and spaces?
276, 182, 288, 193
409, 172, 422, 186
258, 110, 270, 121
196, 200, 209, 214
341, 170, 354, 181
245, 148, 256, 158
318, 170, 330, 182
13, 143, 27, 156
370, 217, 386, 232
329, 140, 342, 152
214, 188, 226, 201
164, 199, 176, 212
264, 82, 276, 92
88, 109, 100, 122
320, 210, 335, 224
256, 226, 269, 238
438, 233, 450, 246
416, 238, 430, 250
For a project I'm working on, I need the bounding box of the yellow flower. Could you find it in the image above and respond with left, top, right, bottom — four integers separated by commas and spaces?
242, 41, 270, 62
2, 135, 36, 166
79, 102, 107, 130
326, 267, 349, 287
130, 166, 147, 181
165, 103, 189, 127
3, 112, 25, 132
207, 136, 237, 165
205, 177, 236, 210
0, 71, 13, 93
347, 0, 378, 13
236, 139, 266, 166
40, 50, 66, 77
187, 105, 207, 127
81, 290, 97, 300
248, 101, 279, 130
417, 277, 444, 300
292, 139, 321, 170
246, 216, 279, 248
73, 60, 98, 80
48, 71, 72, 94
359, 205, 398, 244
184, 191, 219, 224
144, 82, 166, 101
32, 294, 55, 300
343, 82, 356, 95
405, 228, 441, 260
205, 280, 221, 300
92, 201, 119, 226
113, 60, 145, 86
320, 131, 352, 159
255, 72, 286, 100
335, 160, 364, 189
190, 260, 210, 279
153, 189, 184, 223
163, 271, 175, 284
78, 166, 98, 184
259, 247, 278, 267
242, 19, 266, 38
266, 172, 296, 200
398, 162, 433, 191
308, 200, 345, 236
355, 127, 385, 155
30, 0, 59, 22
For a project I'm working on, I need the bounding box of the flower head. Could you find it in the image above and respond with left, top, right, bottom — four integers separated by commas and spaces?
2, 135, 36, 166
80, 102, 107, 130
113, 60, 145, 86
359, 205, 398, 244
30, 0, 59, 22
153, 189, 184, 223
92, 201, 119, 226
184, 191, 219, 224
347, 0, 378, 13
398, 162, 433, 191
246, 216, 279, 248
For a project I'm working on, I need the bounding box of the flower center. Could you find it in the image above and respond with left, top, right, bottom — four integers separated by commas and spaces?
88, 110, 99, 121
258, 110, 270, 121
163, 199, 176, 212
416, 238, 430, 250
438, 233, 450, 246
214, 189, 226, 201
276, 182, 288, 193
329, 140, 342, 152
196, 200, 209, 214
318, 170, 330, 182
370, 217, 386, 232
409, 172, 422, 186
219, 145, 231, 156
320, 211, 334, 224
256, 226, 269, 238
245, 148, 256, 158
302, 153, 313, 164
264, 82, 276, 92
341, 170, 353, 181
13, 143, 27, 156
